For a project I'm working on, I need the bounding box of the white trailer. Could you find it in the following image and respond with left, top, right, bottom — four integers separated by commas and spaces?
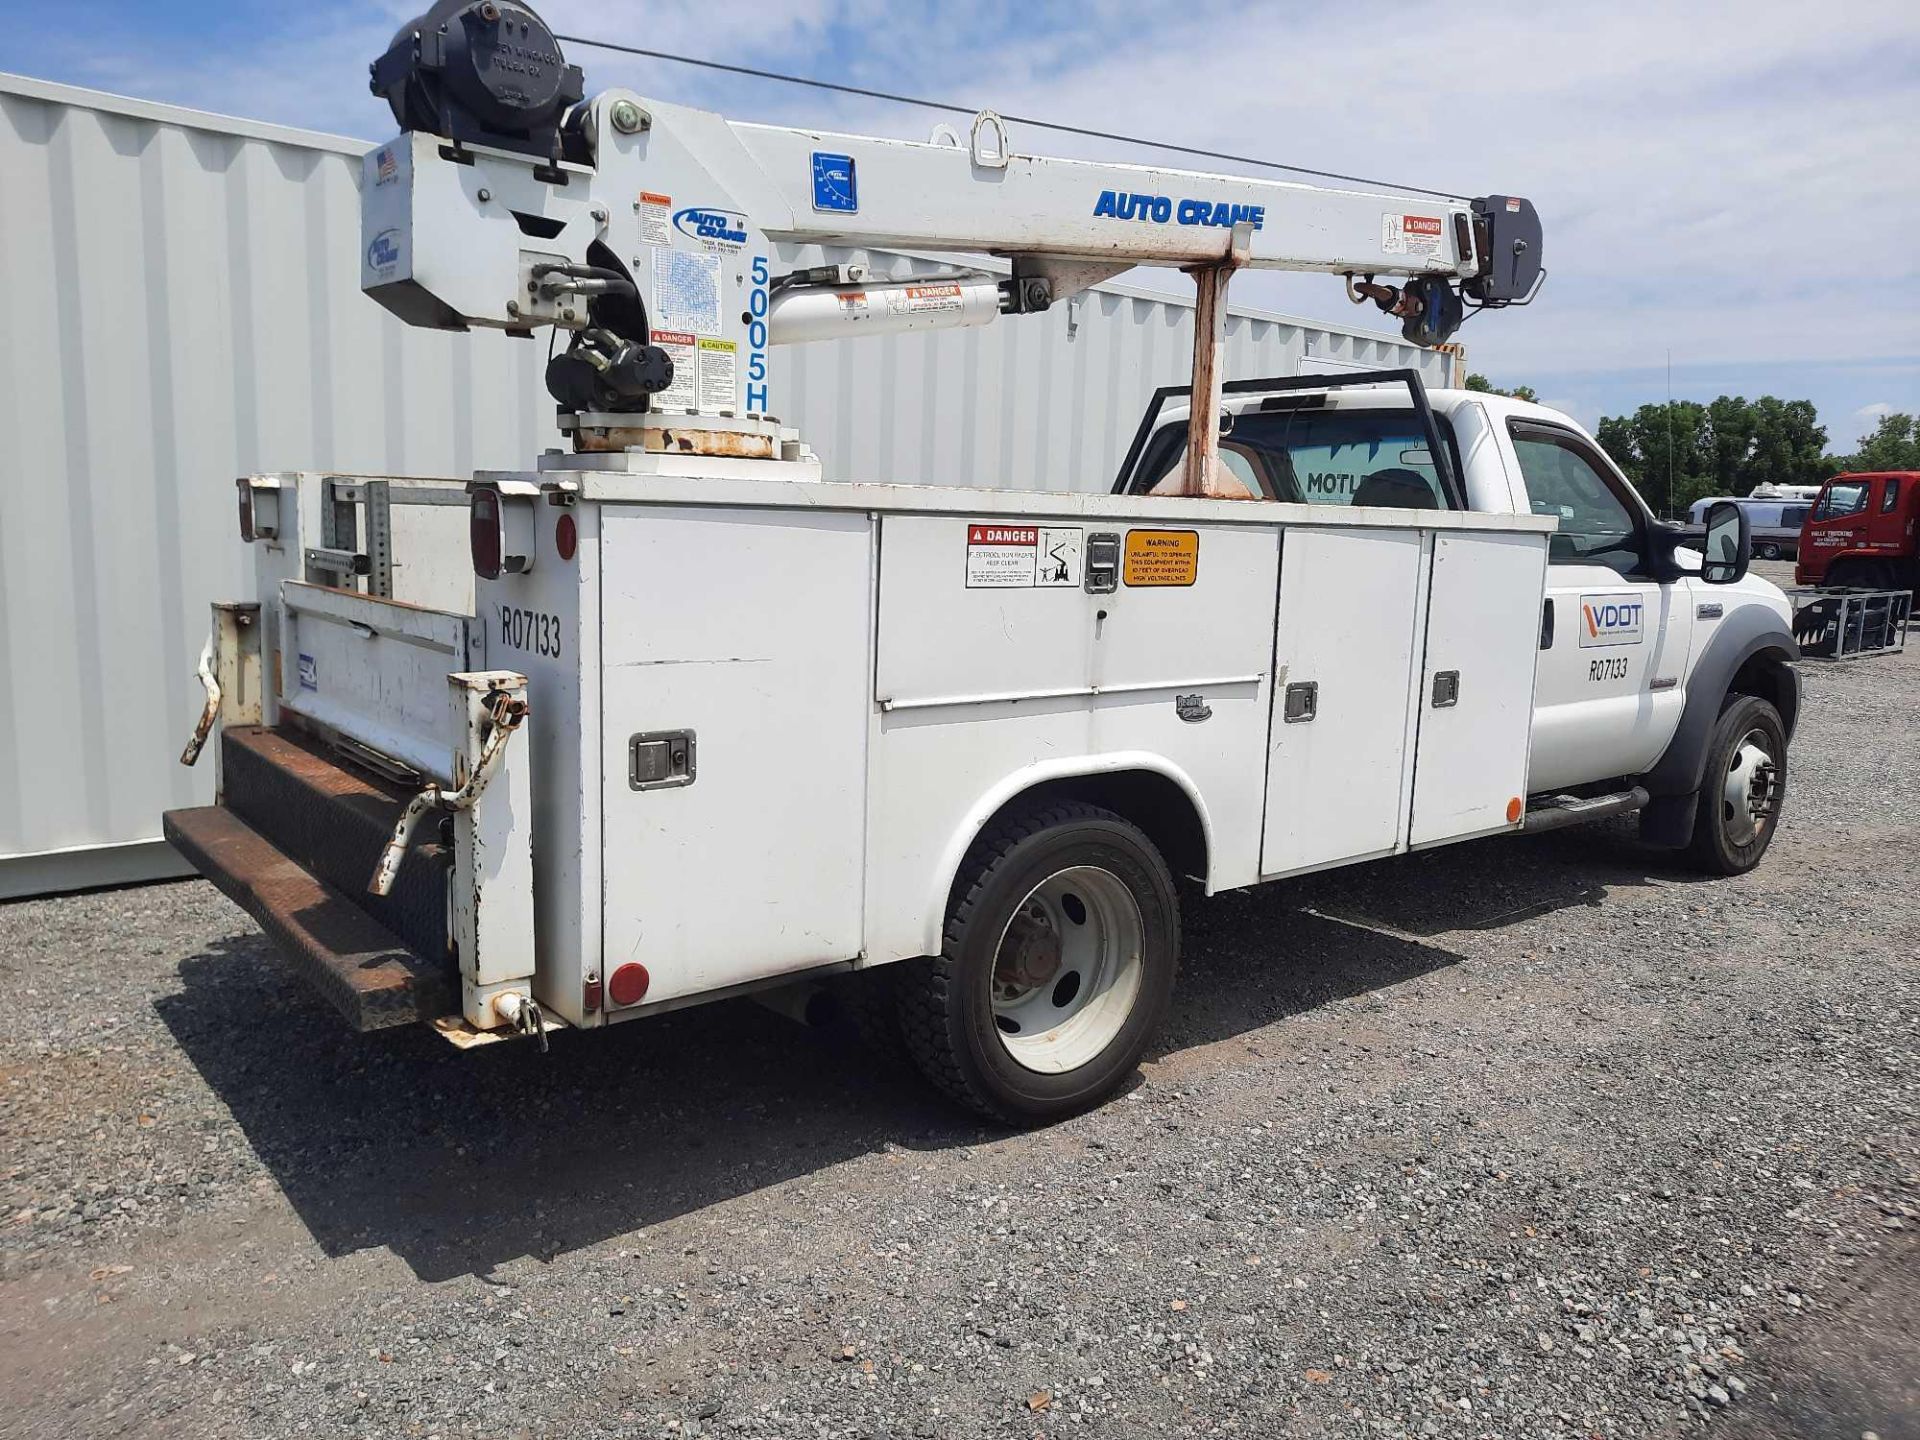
165, 3, 1800, 1122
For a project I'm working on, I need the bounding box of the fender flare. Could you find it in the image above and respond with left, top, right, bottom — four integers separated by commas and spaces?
914, 752, 1217, 960
1641, 606, 1800, 803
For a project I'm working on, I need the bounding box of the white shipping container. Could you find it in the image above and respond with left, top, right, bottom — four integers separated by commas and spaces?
0, 72, 1455, 897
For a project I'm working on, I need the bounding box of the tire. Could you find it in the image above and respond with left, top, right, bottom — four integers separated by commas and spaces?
1754, 542, 1781, 561
830, 968, 910, 1066
896, 800, 1180, 1126
1684, 694, 1787, 875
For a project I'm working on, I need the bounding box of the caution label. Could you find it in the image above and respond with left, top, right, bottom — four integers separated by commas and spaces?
697, 337, 737, 412
1123, 529, 1199, 587
965, 523, 1084, 588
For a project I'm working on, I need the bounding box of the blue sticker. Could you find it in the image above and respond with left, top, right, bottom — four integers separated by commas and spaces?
297, 653, 317, 691
811, 152, 857, 213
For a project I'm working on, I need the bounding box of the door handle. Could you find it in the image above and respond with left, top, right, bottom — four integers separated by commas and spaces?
1283, 681, 1318, 723
1540, 598, 1555, 649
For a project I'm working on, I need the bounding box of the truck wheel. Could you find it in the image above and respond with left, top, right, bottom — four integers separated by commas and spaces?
897, 801, 1179, 1125
831, 968, 910, 1065
1754, 541, 1781, 561
1684, 694, 1787, 875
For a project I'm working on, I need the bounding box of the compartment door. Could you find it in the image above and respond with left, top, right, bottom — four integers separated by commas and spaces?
1261, 527, 1423, 877
1409, 531, 1549, 847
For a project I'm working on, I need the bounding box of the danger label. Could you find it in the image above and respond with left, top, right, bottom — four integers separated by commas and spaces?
1123, 529, 1199, 587
1381, 211, 1445, 257
965, 523, 1084, 588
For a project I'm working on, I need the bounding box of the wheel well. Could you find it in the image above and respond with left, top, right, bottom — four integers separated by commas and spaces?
1728, 649, 1799, 738
968, 771, 1210, 889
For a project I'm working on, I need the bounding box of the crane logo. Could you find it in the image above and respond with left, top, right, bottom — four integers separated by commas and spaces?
673, 207, 749, 249
1578, 594, 1645, 647
366, 228, 403, 276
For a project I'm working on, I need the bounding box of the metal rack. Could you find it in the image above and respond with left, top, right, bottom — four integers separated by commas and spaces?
1787, 587, 1913, 660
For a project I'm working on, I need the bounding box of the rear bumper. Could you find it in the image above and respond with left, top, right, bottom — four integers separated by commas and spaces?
164, 804, 457, 1028
165, 804, 458, 1028
162, 725, 459, 1031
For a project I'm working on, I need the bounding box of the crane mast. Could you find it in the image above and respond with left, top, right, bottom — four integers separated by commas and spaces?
362, 0, 1542, 493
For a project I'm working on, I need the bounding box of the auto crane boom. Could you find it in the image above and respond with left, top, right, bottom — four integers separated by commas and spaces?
361, 0, 1542, 492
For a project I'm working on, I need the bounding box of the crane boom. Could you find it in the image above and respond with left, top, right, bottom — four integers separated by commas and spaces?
360, 1, 1542, 489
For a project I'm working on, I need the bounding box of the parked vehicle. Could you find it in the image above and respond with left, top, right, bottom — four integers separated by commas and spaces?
1795, 472, 1920, 592
1686, 496, 1811, 561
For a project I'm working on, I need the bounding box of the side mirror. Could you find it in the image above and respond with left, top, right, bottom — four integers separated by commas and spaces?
1700, 499, 1750, 585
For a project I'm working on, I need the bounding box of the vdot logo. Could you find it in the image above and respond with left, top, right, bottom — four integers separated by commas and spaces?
1579, 594, 1645, 648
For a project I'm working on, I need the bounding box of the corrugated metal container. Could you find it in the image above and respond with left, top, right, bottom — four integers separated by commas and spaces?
0, 72, 1456, 897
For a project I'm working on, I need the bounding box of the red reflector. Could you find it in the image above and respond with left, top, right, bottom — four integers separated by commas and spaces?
608, 962, 650, 1008
583, 975, 604, 1013
555, 511, 577, 561
470, 490, 503, 580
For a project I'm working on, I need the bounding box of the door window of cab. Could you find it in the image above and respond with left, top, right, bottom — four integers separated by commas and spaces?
1814, 481, 1870, 519
1506, 422, 1646, 574
1882, 478, 1902, 512
1134, 409, 1457, 509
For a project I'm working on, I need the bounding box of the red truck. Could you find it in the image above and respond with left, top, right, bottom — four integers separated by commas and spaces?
1796, 471, 1919, 591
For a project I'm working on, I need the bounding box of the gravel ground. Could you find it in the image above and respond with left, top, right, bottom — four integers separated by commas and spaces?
2, 580, 1915, 1440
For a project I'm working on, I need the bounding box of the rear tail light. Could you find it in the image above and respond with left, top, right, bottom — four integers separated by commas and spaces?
236, 479, 279, 542
470, 488, 537, 579
470, 489, 503, 579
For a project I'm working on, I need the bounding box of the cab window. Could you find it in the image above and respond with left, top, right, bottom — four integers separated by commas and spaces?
1135, 408, 1456, 509
1506, 423, 1645, 573
1882, 478, 1902, 512
1814, 481, 1870, 519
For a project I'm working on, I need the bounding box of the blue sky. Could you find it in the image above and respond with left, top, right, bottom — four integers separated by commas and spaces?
6, 0, 1917, 450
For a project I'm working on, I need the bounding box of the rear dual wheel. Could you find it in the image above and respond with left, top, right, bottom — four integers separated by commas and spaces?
894, 801, 1180, 1126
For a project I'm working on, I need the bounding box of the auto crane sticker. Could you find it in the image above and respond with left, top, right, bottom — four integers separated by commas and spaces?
652, 248, 723, 335
1578, 593, 1645, 647
1123, 529, 1199, 586
964, 524, 1084, 588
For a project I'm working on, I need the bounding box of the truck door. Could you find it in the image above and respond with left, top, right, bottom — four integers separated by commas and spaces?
1802, 476, 1875, 582
1506, 420, 1693, 793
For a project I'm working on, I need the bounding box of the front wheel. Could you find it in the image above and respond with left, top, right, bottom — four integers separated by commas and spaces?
896, 801, 1179, 1125
1684, 695, 1787, 874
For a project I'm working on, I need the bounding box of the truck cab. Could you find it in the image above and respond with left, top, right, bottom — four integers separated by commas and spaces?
1795, 471, 1920, 591
1114, 383, 1800, 857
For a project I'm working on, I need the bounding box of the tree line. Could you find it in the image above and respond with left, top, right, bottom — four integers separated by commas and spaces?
1464, 375, 1919, 517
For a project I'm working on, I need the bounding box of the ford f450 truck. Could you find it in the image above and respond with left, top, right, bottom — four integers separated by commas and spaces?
162, 3, 1800, 1125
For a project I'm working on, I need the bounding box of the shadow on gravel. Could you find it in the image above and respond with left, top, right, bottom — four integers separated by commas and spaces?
153, 820, 1696, 1282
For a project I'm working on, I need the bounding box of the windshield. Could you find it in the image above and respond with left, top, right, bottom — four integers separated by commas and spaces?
1130, 408, 1454, 509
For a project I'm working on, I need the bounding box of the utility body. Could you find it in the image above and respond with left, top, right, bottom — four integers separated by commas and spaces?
165, 2, 1800, 1122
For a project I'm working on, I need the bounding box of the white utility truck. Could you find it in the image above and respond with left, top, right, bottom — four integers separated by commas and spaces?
166, 2, 1800, 1123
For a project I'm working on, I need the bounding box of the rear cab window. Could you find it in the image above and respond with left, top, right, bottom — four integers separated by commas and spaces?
1127, 407, 1459, 510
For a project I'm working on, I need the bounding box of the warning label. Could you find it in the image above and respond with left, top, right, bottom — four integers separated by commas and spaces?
1123, 529, 1199, 587
891, 283, 964, 315
637, 191, 672, 247
697, 337, 737, 412
652, 329, 697, 411
1381, 211, 1445, 257
964, 523, 1084, 589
